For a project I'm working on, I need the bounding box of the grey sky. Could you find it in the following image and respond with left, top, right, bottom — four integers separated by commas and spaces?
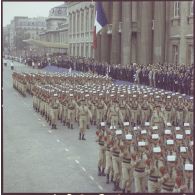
3, 1, 63, 27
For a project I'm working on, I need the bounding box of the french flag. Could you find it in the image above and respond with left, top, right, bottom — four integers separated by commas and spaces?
93, 2, 108, 49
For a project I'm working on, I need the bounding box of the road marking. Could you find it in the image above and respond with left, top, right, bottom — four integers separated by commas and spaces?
81, 167, 86, 172
42, 124, 46, 127
57, 139, 60, 142
98, 185, 103, 190
65, 148, 69, 152
75, 160, 79, 164
89, 176, 94, 181
48, 130, 52, 134
38, 118, 41, 121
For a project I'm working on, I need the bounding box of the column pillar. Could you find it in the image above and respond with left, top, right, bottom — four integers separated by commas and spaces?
100, 2, 110, 63
137, 1, 153, 65
111, 2, 121, 64
121, 1, 131, 65
153, 1, 165, 64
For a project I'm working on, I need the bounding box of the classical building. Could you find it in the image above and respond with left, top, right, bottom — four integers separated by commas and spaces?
39, 3, 69, 55
95, 1, 193, 65
68, 1, 95, 58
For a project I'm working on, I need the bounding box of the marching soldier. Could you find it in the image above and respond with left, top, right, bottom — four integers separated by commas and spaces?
120, 134, 135, 193
50, 93, 59, 129
96, 122, 107, 176
67, 94, 76, 129
110, 129, 123, 191
77, 98, 92, 140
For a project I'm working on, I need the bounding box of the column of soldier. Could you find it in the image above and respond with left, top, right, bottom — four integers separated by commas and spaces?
12, 70, 193, 193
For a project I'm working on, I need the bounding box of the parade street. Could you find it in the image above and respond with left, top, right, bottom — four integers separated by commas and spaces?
3, 61, 113, 193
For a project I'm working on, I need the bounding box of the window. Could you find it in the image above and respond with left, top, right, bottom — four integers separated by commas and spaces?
187, 45, 194, 65
172, 45, 179, 64
174, 1, 180, 17
190, 1, 193, 15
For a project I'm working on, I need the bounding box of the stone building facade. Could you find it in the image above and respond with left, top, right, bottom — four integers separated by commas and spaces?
68, 1, 95, 58
94, 1, 193, 65
39, 3, 69, 54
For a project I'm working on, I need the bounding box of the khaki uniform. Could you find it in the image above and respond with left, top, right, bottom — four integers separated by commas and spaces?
133, 151, 148, 192
77, 103, 92, 139
164, 103, 173, 124
176, 104, 184, 126
131, 102, 139, 126
51, 99, 59, 128
141, 102, 150, 126
147, 158, 164, 192
96, 101, 107, 127
185, 105, 193, 127
111, 137, 122, 190
121, 144, 135, 192
160, 168, 177, 192
67, 100, 76, 128
151, 111, 165, 132
108, 104, 122, 127
96, 129, 106, 175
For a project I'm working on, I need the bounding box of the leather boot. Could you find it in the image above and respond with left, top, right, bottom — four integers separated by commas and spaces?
98, 167, 101, 176
82, 134, 86, 140
79, 133, 81, 140
106, 174, 109, 184
63, 121, 65, 126
71, 124, 73, 129
113, 181, 117, 191
51, 124, 54, 129
101, 168, 106, 176
87, 124, 89, 129
54, 124, 57, 129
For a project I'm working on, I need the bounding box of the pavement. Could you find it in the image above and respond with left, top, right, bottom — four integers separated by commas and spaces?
3, 60, 114, 193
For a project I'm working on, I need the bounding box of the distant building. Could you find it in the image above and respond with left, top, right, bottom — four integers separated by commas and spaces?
39, 3, 69, 55
67, 1, 95, 58
5, 16, 47, 56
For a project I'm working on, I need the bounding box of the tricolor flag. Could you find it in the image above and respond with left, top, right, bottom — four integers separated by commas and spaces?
93, 2, 108, 49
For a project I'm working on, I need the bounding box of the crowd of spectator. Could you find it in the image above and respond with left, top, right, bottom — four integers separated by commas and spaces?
9, 53, 194, 96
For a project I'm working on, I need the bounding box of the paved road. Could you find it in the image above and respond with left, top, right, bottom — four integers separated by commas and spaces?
3, 61, 114, 193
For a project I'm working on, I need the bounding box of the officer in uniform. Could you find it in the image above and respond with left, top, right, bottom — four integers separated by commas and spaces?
77, 98, 92, 140
67, 94, 76, 129
132, 141, 149, 193
96, 95, 107, 128
131, 95, 139, 126
50, 93, 59, 129
147, 146, 165, 192
163, 96, 173, 125
110, 129, 123, 191
175, 96, 185, 127
96, 122, 107, 176
120, 134, 135, 193
141, 95, 150, 127
159, 155, 177, 192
